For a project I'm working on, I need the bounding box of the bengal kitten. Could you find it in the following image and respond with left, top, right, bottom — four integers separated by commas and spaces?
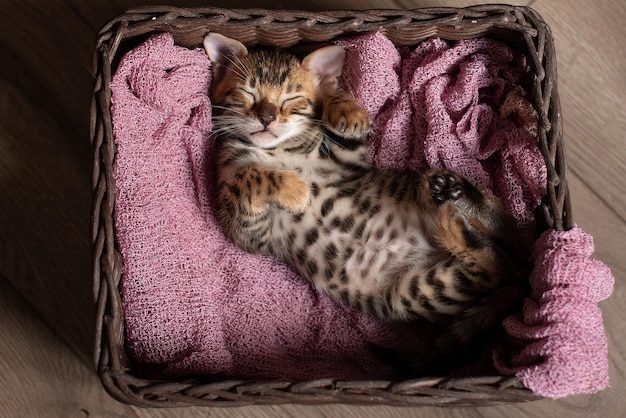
204, 33, 529, 371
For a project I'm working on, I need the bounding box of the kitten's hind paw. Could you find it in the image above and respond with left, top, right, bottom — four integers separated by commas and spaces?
426, 169, 465, 204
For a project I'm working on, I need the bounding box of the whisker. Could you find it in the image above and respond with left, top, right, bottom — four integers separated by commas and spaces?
318, 130, 344, 149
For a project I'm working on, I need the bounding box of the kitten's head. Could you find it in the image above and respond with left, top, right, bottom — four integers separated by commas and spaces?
204, 33, 345, 149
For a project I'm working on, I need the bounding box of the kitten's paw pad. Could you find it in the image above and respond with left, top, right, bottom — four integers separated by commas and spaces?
427, 169, 465, 204
323, 94, 371, 139
274, 171, 310, 213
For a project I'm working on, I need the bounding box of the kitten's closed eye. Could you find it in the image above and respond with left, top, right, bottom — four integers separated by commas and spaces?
222, 88, 255, 110
281, 95, 305, 107
280, 96, 309, 113
237, 88, 257, 103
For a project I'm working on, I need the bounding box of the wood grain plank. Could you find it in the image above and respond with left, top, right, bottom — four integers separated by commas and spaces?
0, 276, 138, 418
565, 173, 626, 416
0, 3, 96, 363
532, 0, 626, 219
0, 1, 98, 139
0, 69, 94, 362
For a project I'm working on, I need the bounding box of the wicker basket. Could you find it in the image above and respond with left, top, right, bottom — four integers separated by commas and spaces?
90, 5, 570, 407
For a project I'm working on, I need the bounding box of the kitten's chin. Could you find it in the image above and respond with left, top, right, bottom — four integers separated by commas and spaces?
249, 131, 285, 149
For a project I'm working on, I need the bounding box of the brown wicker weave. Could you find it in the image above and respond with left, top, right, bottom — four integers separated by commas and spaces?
90, 5, 569, 407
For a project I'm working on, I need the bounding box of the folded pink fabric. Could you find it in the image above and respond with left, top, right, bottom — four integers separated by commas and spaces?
495, 227, 614, 398
110, 32, 614, 397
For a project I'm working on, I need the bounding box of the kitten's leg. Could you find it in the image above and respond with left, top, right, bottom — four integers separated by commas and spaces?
420, 168, 528, 348
419, 168, 520, 279
321, 91, 372, 139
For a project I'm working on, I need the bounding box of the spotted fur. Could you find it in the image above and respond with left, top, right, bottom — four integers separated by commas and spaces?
204, 34, 529, 361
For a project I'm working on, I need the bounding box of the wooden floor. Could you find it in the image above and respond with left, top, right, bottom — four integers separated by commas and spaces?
1, 0, 624, 416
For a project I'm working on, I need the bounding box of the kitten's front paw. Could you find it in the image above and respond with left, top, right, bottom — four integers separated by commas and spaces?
322, 92, 372, 139
274, 171, 310, 213
426, 169, 465, 204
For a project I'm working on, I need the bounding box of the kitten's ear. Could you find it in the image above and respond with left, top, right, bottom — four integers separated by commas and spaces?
203, 33, 248, 79
302, 45, 346, 94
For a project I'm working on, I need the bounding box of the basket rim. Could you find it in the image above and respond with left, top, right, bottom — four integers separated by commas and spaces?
90, 5, 567, 407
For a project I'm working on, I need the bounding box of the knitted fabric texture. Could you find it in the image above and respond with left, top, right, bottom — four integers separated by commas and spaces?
110, 32, 613, 397
494, 226, 614, 398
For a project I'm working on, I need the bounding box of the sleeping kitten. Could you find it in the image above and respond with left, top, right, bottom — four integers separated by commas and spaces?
204, 33, 529, 370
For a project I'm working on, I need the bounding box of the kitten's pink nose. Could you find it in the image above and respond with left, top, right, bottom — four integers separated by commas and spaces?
256, 100, 277, 128
259, 113, 275, 128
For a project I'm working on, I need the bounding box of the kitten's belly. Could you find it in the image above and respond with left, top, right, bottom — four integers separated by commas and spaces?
272, 174, 435, 295
342, 211, 434, 292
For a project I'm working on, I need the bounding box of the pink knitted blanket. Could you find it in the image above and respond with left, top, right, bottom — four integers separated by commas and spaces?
110, 32, 613, 397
